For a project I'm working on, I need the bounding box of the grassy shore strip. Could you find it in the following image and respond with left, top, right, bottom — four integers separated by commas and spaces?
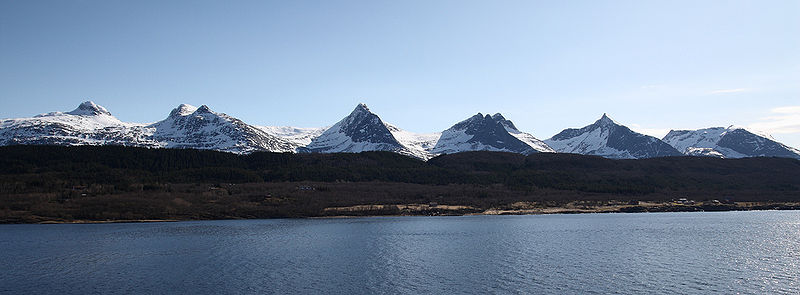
36, 219, 181, 224
319, 201, 800, 217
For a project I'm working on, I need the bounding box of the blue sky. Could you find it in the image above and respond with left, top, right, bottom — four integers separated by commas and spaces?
1, 0, 799, 147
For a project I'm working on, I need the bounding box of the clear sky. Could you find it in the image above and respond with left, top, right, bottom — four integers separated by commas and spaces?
1, 0, 799, 147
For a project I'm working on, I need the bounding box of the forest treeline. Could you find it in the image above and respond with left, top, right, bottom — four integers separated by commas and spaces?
1, 145, 799, 198
2, 145, 800, 222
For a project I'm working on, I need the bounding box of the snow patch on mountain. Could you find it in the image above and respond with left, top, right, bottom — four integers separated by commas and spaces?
258, 126, 328, 147
685, 147, 725, 158
385, 123, 439, 160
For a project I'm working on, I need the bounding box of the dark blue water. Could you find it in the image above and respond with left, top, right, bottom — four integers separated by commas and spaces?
2, 211, 799, 294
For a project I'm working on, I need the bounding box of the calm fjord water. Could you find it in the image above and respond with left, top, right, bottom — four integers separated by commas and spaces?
2, 211, 799, 294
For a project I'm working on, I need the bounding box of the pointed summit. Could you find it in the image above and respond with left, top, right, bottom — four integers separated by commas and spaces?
595, 113, 617, 127
343, 103, 375, 120
354, 103, 370, 112
67, 101, 111, 116
303, 103, 407, 155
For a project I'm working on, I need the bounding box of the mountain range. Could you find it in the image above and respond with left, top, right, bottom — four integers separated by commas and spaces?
2, 101, 799, 160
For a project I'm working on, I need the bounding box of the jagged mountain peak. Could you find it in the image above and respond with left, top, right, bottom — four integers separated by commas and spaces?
594, 113, 618, 127
491, 113, 521, 131
433, 112, 552, 155
354, 103, 370, 113
344, 103, 373, 118
67, 101, 112, 116
452, 112, 504, 130
195, 105, 213, 114
149, 103, 296, 154
337, 103, 384, 130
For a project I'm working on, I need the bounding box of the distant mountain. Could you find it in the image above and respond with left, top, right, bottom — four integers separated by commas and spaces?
257, 126, 328, 147
384, 123, 440, 160
663, 126, 800, 159
149, 104, 297, 154
300, 104, 433, 159
432, 113, 553, 155
0, 101, 158, 147
544, 114, 682, 159
0, 101, 297, 154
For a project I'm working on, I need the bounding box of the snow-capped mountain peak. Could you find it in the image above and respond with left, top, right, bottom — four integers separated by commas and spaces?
302, 103, 410, 155
590, 113, 623, 130
354, 103, 370, 112
545, 114, 682, 159
195, 105, 213, 114
491, 113, 518, 130
1, 101, 155, 147
663, 126, 800, 159
169, 104, 198, 117
147, 104, 297, 154
66, 101, 112, 116
432, 112, 553, 155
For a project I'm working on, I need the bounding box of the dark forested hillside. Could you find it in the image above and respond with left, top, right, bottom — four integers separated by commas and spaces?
1, 146, 799, 222
2, 145, 800, 196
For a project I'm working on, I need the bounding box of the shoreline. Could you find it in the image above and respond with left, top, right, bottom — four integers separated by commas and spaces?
8, 201, 799, 224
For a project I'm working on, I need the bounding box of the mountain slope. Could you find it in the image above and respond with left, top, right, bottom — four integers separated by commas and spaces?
545, 114, 682, 159
492, 114, 555, 153
663, 126, 800, 159
432, 113, 553, 155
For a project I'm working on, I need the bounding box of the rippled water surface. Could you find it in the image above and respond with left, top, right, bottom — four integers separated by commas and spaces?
2, 211, 800, 294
